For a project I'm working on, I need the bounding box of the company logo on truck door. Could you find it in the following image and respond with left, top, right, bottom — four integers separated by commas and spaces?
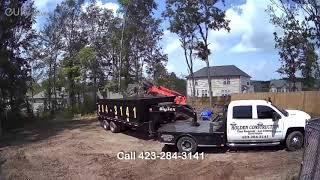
230, 122, 279, 131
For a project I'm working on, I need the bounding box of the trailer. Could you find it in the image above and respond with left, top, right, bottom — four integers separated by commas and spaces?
97, 96, 198, 136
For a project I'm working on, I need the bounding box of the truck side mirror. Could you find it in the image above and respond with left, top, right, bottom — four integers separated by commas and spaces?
272, 112, 280, 121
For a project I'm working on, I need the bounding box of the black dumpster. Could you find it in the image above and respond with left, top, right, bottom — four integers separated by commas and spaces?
300, 118, 320, 180
97, 96, 175, 127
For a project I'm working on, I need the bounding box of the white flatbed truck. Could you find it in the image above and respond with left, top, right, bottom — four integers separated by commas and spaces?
158, 100, 311, 153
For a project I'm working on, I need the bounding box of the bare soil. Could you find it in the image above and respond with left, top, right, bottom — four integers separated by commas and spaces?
0, 117, 302, 180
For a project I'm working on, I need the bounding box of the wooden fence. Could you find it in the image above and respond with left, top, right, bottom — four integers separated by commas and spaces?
231, 91, 320, 117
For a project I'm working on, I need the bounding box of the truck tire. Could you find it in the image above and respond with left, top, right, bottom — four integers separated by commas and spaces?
110, 121, 120, 133
286, 131, 304, 151
177, 136, 197, 153
102, 120, 110, 130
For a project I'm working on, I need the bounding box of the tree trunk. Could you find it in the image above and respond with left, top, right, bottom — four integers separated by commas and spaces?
191, 73, 196, 106
48, 62, 52, 113
0, 116, 2, 137
93, 67, 97, 104
206, 59, 212, 107
53, 59, 57, 113
189, 52, 196, 106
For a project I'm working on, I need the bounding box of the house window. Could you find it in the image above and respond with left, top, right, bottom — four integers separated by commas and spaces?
247, 82, 250, 85
195, 81, 198, 85
223, 77, 231, 85
197, 89, 199, 96
221, 90, 230, 96
202, 90, 208, 97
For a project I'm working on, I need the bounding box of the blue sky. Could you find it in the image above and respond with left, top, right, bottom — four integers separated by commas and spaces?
34, 0, 282, 81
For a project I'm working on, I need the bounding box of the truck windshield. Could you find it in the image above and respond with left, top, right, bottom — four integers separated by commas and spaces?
273, 104, 288, 117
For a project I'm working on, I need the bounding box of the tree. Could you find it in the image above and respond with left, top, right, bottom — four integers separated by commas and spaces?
0, 0, 37, 129
118, 0, 167, 92
268, 0, 320, 89
29, 10, 64, 113
80, 2, 120, 103
52, 0, 87, 109
164, 0, 230, 106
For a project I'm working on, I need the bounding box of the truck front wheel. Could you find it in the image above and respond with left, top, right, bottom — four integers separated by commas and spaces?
286, 131, 304, 151
110, 121, 120, 133
177, 136, 197, 153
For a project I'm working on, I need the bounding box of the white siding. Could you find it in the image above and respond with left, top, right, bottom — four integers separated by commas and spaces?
211, 77, 241, 96
187, 76, 243, 97
240, 76, 254, 93
187, 79, 209, 97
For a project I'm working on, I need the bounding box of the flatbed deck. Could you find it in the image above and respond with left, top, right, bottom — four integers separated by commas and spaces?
157, 118, 226, 147
158, 120, 224, 134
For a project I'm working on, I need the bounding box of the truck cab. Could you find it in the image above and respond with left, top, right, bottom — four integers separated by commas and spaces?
158, 100, 311, 153
226, 100, 310, 151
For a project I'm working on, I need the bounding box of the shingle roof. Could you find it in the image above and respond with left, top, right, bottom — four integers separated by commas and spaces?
187, 65, 251, 78
270, 80, 288, 88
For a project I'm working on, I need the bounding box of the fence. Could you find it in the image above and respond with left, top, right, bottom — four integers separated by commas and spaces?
231, 91, 320, 117
300, 118, 320, 179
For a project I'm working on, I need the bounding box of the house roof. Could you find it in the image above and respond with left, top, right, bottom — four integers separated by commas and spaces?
188, 65, 251, 79
251, 80, 270, 92
31, 91, 66, 99
270, 79, 302, 89
270, 80, 288, 88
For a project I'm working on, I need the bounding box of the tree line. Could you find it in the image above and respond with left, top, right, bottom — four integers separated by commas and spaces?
0, 0, 185, 130
1, 0, 320, 132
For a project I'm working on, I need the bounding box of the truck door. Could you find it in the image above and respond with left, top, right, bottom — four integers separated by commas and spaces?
255, 105, 283, 141
227, 105, 255, 142
227, 105, 283, 142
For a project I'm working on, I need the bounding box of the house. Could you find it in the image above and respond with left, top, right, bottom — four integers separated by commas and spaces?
28, 90, 68, 113
269, 79, 302, 92
251, 80, 270, 92
186, 65, 253, 97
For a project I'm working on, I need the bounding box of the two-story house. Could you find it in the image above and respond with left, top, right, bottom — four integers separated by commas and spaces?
186, 65, 253, 97
269, 79, 302, 92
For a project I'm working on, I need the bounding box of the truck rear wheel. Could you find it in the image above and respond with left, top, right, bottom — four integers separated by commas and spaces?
110, 121, 121, 133
177, 136, 197, 153
102, 120, 110, 130
286, 131, 304, 151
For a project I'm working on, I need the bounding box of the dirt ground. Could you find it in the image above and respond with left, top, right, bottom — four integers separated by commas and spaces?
0, 117, 302, 180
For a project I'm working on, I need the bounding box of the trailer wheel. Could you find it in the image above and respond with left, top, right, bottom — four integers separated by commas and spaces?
177, 136, 197, 153
110, 121, 120, 133
102, 120, 110, 130
286, 131, 304, 151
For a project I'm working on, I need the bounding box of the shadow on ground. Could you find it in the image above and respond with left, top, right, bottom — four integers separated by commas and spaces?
161, 144, 286, 154
0, 117, 98, 149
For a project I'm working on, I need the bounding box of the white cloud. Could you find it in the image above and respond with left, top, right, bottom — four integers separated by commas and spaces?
82, 1, 120, 15
167, 64, 175, 72
164, 39, 180, 54
230, 42, 259, 53
220, 0, 278, 53
96, 1, 119, 12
